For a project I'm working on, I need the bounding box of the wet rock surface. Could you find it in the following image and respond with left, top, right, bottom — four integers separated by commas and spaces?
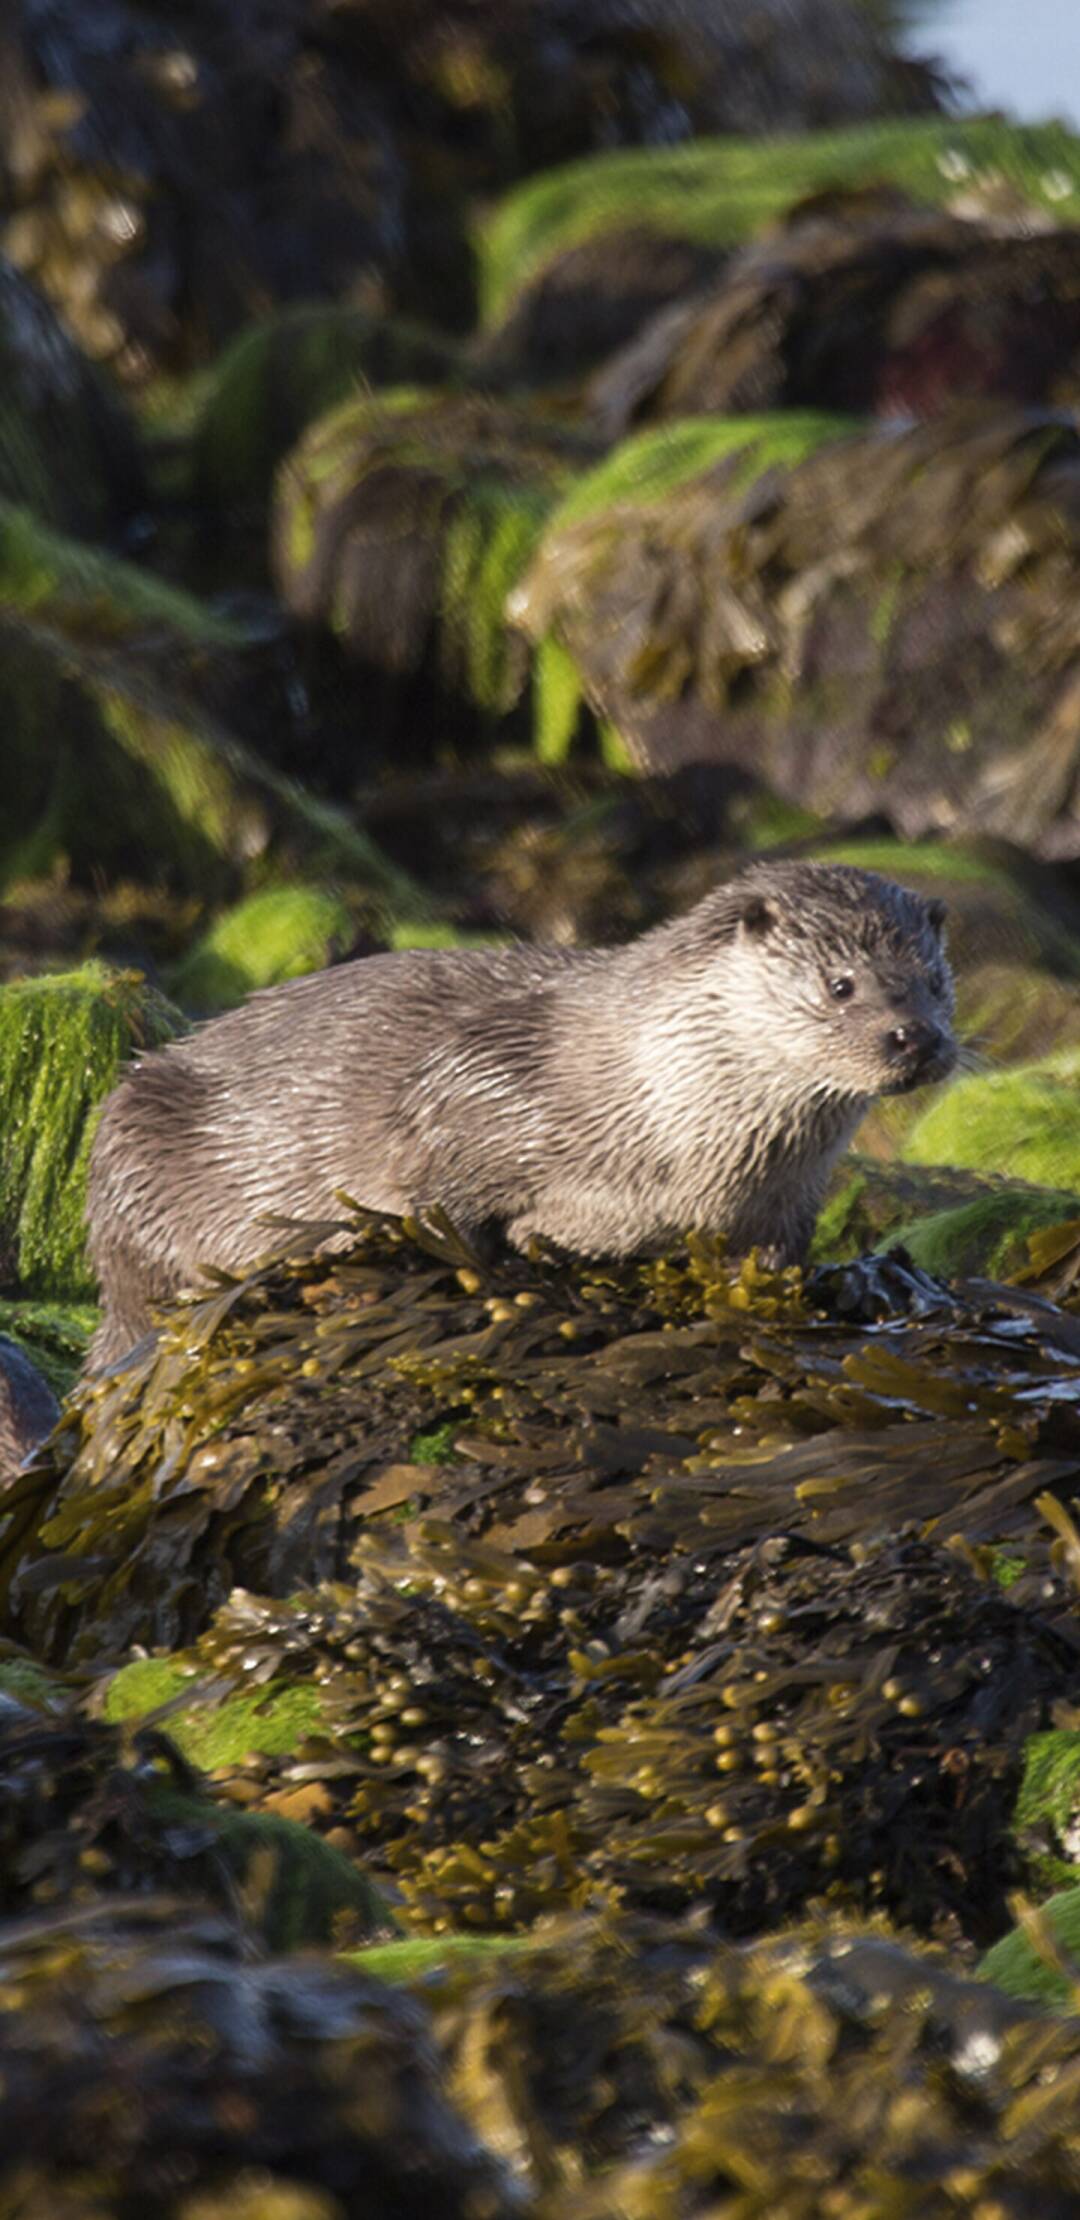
515, 410, 1080, 848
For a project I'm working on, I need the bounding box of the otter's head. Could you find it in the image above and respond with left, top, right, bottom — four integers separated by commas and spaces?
699, 861, 958, 1103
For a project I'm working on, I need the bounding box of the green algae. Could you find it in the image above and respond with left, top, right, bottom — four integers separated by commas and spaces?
980, 1887, 1080, 2006
195, 302, 465, 525
144, 1782, 387, 1951
0, 1650, 67, 1713
344, 1933, 530, 1983
1009, 1729, 1080, 1897
548, 410, 856, 533
812, 1159, 1080, 1278
810, 836, 1006, 886
0, 965, 183, 1301
169, 884, 355, 1014
409, 1419, 466, 1465
903, 1049, 1080, 1192
105, 1660, 326, 1771
274, 390, 596, 733
530, 410, 854, 762
479, 114, 1080, 325
0, 1296, 95, 1396
893, 1187, 1080, 1283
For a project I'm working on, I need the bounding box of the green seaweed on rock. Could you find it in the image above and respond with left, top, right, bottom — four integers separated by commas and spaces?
524, 410, 855, 762
980, 1885, 1080, 2005
0, 964, 182, 1300
0, 1700, 390, 1951
168, 884, 357, 1014
274, 391, 599, 737
513, 409, 1080, 839
0, 498, 430, 919
0, 1296, 95, 1396
195, 302, 468, 534
479, 115, 1080, 327
903, 1049, 1080, 1193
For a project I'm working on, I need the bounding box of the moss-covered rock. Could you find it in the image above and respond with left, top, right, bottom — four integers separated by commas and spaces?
0, 964, 182, 1301
105, 1655, 327, 1773
274, 391, 600, 748
520, 409, 855, 761
1011, 1730, 1080, 1894
0, 1297, 94, 1398
194, 303, 467, 536
588, 205, 1080, 436
903, 1049, 1080, 1193
980, 1887, 1080, 2006
894, 1188, 1080, 1283
0, 1695, 391, 1952
474, 224, 727, 385
812, 1157, 1080, 1281
514, 407, 1080, 842
0, 254, 143, 536
0, 499, 426, 919
168, 884, 357, 1015
480, 115, 1080, 330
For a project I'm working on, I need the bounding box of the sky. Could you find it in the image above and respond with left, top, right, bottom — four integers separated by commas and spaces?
909, 0, 1080, 129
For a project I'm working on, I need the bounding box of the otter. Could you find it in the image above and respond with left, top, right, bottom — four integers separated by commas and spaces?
86, 861, 956, 1368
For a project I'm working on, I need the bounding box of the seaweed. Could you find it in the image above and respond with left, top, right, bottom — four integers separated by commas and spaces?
479, 115, 1080, 327
12, 1213, 1080, 1947
0, 965, 182, 1300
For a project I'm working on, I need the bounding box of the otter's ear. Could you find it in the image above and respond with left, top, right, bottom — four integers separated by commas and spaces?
926, 898, 948, 935
740, 895, 779, 937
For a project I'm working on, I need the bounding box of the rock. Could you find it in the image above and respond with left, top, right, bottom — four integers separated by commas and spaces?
168, 885, 359, 1015
517, 408, 852, 764
0, 499, 425, 916
0, 1296, 94, 1397
813, 1158, 1080, 1283
1, 0, 406, 380
3, 0, 944, 381
0, 1700, 391, 1950
0, 253, 144, 535
0, 1897, 499, 2217
514, 408, 1080, 852
0, 1334, 58, 1480
479, 114, 1080, 337
194, 304, 467, 546
474, 224, 726, 385
0, 964, 182, 1302
903, 1048, 1080, 1193
588, 207, 1080, 436
274, 391, 599, 750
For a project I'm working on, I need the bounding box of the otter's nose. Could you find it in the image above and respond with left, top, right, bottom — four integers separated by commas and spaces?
885, 1019, 945, 1075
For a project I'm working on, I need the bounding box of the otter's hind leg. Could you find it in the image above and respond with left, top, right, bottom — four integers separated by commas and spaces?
85, 1056, 210, 1372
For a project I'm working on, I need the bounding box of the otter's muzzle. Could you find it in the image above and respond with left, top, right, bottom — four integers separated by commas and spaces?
884, 1019, 956, 1090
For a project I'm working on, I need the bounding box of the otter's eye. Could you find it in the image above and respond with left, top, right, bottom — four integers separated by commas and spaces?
828, 976, 855, 1002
